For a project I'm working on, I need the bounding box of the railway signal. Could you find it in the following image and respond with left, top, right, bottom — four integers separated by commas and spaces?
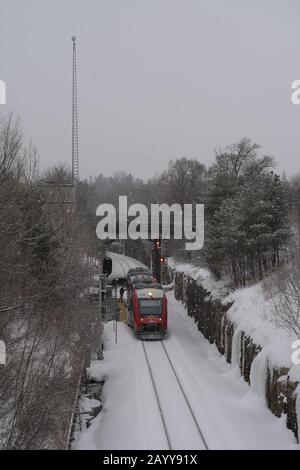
152, 239, 162, 282
102, 256, 112, 276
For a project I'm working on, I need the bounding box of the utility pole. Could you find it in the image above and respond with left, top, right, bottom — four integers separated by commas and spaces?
152, 239, 162, 282
38, 38, 80, 211
71, 36, 79, 211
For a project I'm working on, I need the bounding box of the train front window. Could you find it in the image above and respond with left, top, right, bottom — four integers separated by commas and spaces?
139, 299, 162, 316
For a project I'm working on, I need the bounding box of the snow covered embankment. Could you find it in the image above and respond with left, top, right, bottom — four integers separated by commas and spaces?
168, 261, 300, 441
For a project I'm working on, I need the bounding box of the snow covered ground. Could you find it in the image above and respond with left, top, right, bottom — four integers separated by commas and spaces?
167, 257, 232, 298
168, 258, 300, 402
224, 283, 300, 382
74, 292, 299, 450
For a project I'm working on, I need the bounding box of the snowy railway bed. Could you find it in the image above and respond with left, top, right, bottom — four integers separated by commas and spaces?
74, 291, 299, 450
142, 340, 209, 450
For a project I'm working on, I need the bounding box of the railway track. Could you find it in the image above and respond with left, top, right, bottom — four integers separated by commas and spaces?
142, 340, 209, 450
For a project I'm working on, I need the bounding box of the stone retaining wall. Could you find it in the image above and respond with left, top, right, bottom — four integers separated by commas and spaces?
170, 268, 299, 441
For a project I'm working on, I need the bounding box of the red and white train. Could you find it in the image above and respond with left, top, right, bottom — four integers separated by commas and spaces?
126, 268, 168, 339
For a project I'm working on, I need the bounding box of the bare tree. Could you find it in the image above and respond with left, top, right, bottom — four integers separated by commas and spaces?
0, 115, 97, 449
21, 140, 39, 185
264, 257, 300, 338
0, 114, 22, 181
213, 138, 261, 181
162, 157, 207, 205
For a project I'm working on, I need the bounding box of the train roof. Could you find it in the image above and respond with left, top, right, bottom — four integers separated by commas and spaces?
134, 281, 162, 290
127, 267, 148, 274
127, 268, 152, 278
136, 287, 164, 299
131, 275, 161, 288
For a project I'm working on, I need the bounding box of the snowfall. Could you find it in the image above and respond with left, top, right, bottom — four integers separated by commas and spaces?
74, 286, 300, 450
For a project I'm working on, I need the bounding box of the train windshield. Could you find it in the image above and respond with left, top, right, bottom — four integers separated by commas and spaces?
139, 298, 162, 316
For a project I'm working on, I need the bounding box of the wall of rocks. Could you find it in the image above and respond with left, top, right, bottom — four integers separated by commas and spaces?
171, 269, 299, 441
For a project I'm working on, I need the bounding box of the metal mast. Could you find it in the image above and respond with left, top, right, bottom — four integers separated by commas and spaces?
71, 36, 79, 209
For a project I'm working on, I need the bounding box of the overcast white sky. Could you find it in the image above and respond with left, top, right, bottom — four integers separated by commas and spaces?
1, 0, 300, 180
